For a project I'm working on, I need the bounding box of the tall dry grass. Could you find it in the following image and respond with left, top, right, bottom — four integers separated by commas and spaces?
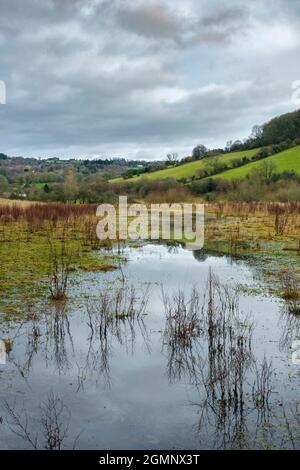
0, 201, 97, 226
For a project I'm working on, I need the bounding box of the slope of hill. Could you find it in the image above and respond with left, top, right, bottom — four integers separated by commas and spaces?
111, 148, 260, 182
213, 145, 300, 180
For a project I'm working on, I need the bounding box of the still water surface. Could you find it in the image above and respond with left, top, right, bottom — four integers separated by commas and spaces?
0, 244, 299, 449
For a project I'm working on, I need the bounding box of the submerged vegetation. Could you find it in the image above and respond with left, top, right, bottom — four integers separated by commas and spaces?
1, 226, 300, 448
5, 392, 73, 450
0, 201, 124, 316
1, 199, 300, 317
280, 270, 300, 315
1, 195, 300, 449
161, 270, 299, 449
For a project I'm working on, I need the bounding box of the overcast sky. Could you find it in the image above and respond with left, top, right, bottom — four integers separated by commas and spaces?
0, 0, 300, 160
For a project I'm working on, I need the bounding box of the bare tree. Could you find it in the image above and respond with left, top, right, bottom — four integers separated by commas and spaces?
166, 152, 179, 164
251, 125, 263, 140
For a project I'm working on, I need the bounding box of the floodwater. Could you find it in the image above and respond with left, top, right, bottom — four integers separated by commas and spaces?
0, 244, 300, 450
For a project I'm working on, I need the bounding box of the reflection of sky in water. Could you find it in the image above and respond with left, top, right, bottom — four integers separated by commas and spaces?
0, 244, 299, 450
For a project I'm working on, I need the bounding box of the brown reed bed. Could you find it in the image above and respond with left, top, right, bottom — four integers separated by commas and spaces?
0, 201, 97, 227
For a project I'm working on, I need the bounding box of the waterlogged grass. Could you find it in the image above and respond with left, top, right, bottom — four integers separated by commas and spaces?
157, 202, 300, 296
202, 204, 300, 295
1, 201, 300, 318
79, 262, 118, 272
111, 149, 260, 182
0, 220, 122, 318
213, 145, 300, 180
204, 205, 300, 253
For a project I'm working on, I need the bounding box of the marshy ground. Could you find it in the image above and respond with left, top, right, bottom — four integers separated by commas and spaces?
0, 200, 300, 449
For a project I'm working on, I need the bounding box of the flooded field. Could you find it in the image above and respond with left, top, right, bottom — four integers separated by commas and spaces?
0, 244, 300, 450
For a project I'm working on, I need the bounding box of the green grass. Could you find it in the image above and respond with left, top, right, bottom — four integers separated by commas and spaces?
213, 145, 300, 180
111, 149, 260, 182
0, 221, 122, 318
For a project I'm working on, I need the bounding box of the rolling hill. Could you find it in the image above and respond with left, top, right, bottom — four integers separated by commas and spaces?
110, 108, 300, 186
213, 145, 300, 181
111, 148, 260, 182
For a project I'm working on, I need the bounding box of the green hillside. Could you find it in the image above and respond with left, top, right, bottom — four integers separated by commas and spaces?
111, 148, 260, 182
213, 145, 300, 180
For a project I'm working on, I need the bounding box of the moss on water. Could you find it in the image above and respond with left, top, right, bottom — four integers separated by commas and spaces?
79, 262, 118, 272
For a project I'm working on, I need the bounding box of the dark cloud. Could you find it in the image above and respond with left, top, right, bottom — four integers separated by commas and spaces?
200, 6, 247, 27
116, 2, 249, 47
192, 5, 249, 44
116, 2, 184, 41
0, 0, 299, 159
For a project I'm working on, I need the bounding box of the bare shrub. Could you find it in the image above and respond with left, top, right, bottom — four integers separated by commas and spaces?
252, 357, 273, 410
85, 283, 150, 384
280, 270, 300, 315
189, 270, 257, 449
162, 287, 202, 382
86, 284, 149, 335
281, 270, 300, 300
4, 392, 74, 450
145, 186, 189, 203
200, 270, 253, 413
44, 302, 74, 372
274, 211, 289, 236
47, 229, 75, 300
162, 288, 201, 348
40, 392, 70, 450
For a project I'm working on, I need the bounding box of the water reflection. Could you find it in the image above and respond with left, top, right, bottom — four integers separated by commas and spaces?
162, 269, 258, 449
279, 307, 300, 352
84, 286, 151, 387
161, 268, 292, 449
44, 302, 74, 373
162, 287, 202, 384
1, 244, 300, 449
4, 391, 75, 450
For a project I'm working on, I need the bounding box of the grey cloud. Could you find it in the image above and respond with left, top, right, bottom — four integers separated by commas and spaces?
116, 2, 249, 47
200, 6, 248, 27
116, 2, 184, 41
193, 6, 249, 44
0, 0, 299, 159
